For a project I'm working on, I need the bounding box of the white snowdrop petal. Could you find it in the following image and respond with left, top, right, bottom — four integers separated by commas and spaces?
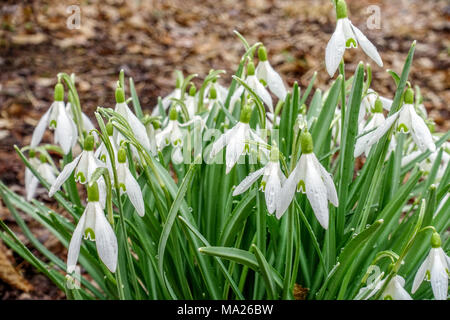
49, 154, 82, 196
55, 103, 77, 155
264, 166, 282, 214
125, 169, 145, 217
210, 125, 235, 159
225, 125, 246, 174
312, 155, 338, 207
325, 19, 346, 77
304, 155, 329, 229
67, 209, 87, 273
94, 202, 118, 273
125, 105, 152, 151
412, 255, 430, 293
30, 107, 51, 148
350, 23, 383, 67
276, 157, 305, 219
26, 177, 39, 201
430, 248, 449, 300
408, 106, 436, 153
261, 61, 287, 101
251, 77, 274, 113
233, 167, 265, 196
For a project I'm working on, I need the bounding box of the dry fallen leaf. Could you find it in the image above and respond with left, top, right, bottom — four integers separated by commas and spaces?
0, 240, 33, 293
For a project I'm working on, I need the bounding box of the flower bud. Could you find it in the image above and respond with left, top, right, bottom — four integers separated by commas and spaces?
336, 0, 348, 20
29, 149, 36, 158
404, 88, 414, 104
106, 122, 114, 136
54, 83, 64, 102
258, 46, 268, 62
169, 107, 178, 121
300, 131, 314, 154
239, 104, 252, 123
84, 134, 95, 151
115, 87, 125, 104
39, 154, 47, 163
431, 232, 441, 248
87, 181, 100, 202
247, 61, 255, 76
117, 147, 127, 164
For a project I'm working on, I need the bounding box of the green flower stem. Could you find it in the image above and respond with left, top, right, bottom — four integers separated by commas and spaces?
63, 152, 82, 209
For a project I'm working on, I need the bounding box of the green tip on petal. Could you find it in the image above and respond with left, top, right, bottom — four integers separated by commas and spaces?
118, 147, 127, 163
239, 104, 252, 123
115, 87, 125, 103
373, 98, 383, 113
54, 83, 64, 101
336, 0, 348, 19
404, 88, 414, 104
106, 122, 114, 136
247, 61, 255, 76
189, 84, 196, 97
258, 46, 268, 61
300, 131, 314, 154
209, 86, 217, 100
87, 181, 99, 202
431, 232, 441, 248
169, 107, 178, 120
84, 134, 95, 151
39, 154, 47, 163
152, 120, 161, 130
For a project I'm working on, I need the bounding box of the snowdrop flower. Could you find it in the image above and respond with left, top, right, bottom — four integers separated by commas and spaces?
277, 131, 338, 229
186, 85, 197, 118
156, 107, 184, 164
30, 83, 78, 155
256, 46, 287, 101
204, 80, 228, 105
114, 87, 152, 152
210, 104, 268, 174
116, 148, 145, 217
356, 98, 387, 157
229, 61, 273, 113
359, 89, 392, 129
357, 273, 412, 300
26, 154, 57, 201
67, 181, 117, 273
152, 77, 182, 116
49, 134, 106, 198
354, 89, 436, 158
233, 147, 286, 214
412, 232, 449, 300
25, 150, 40, 200
144, 117, 160, 156
402, 144, 449, 183
325, 0, 383, 77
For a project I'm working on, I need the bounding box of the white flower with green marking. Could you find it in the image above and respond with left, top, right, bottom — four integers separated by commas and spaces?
354, 89, 436, 158
412, 232, 449, 300
210, 104, 268, 174
255, 46, 287, 102
26, 153, 57, 201
116, 148, 145, 217
156, 107, 184, 164
67, 182, 117, 273
325, 0, 383, 77
30, 83, 78, 155
277, 131, 338, 229
233, 147, 286, 214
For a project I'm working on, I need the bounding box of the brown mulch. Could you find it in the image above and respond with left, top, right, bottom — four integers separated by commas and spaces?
0, 0, 449, 299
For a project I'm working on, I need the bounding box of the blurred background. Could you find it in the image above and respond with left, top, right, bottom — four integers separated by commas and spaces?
0, 0, 448, 299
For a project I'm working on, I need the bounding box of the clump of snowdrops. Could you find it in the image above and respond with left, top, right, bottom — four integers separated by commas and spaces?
0, 0, 448, 300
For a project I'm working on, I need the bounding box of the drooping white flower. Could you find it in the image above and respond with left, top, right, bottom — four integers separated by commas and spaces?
210, 104, 268, 174
66, 102, 98, 142
94, 122, 118, 177
26, 154, 57, 201
185, 85, 197, 118
67, 182, 117, 273
152, 82, 182, 116
277, 131, 338, 229
155, 108, 184, 164
49, 135, 106, 199
116, 148, 145, 217
356, 273, 412, 300
412, 232, 449, 300
229, 61, 273, 113
114, 88, 151, 152
30, 83, 78, 155
358, 89, 392, 129
354, 90, 436, 158
325, 0, 383, 77
233, 147, 286, 214
255, 46, 287, 102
